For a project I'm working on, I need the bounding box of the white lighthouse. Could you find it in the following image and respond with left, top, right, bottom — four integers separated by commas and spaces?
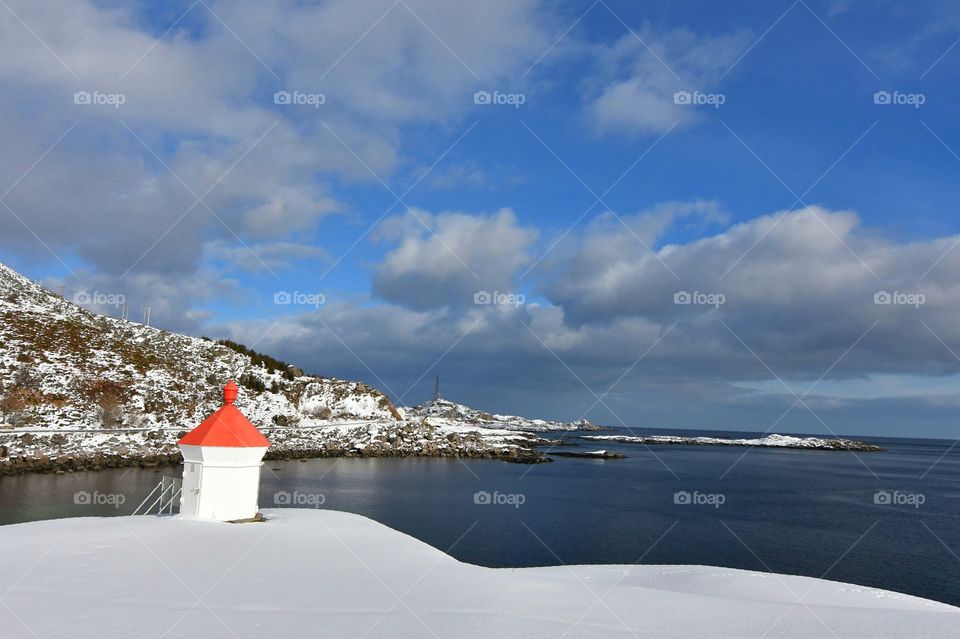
177, 380, 270, 521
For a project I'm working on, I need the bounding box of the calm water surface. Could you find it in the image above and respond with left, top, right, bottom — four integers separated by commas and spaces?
1, 429, 958, 606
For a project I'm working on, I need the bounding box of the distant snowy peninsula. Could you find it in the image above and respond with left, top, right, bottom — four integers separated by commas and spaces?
581, 433, 882, 451
403, 396, 603, 432
1, 509, 954, 638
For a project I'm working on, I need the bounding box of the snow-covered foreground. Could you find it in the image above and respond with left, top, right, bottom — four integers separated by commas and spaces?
0, 510, 954, 638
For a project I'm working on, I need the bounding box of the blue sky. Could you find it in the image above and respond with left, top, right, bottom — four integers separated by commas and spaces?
2, 0, 960, 437
202, 0, 960, 307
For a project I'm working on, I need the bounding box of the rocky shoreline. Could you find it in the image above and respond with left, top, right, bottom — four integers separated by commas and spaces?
0, 426, 889, 476
547, 449, 626, 459
0, 421, 553, 476
0, 450, 180, 476
0, 447, 551, 477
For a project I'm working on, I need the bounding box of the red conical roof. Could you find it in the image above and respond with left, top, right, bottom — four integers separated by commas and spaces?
178, 381, 270, 448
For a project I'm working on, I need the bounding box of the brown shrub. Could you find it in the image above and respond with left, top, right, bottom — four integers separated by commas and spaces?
78, 378, 131, 428
0, 387, 45, 413
96, 393, 124, 428
13, 364, 40, 389
77, 378, 131, 403
316, 406, 333, 420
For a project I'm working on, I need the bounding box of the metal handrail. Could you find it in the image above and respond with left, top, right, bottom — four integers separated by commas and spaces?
132, 477, 181, 516
142, 483, 172, 515
131, 481, 162, 515
162, 487, 182, 515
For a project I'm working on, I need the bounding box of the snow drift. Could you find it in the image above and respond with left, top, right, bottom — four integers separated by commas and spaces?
0, 509, 955, 638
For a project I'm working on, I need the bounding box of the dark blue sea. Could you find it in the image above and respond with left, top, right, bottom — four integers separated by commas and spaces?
1, 429, 958, 606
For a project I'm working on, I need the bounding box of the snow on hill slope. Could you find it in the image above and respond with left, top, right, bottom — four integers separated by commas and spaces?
0, 509, 955, 638
404, 396, 603, 432
0, 263, 545, 472
0, 263, 398, 430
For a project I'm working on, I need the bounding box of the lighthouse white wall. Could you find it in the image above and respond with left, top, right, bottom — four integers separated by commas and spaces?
179, 445, 268, 521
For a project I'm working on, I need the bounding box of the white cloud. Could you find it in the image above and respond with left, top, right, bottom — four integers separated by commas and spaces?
220, 204, 960, 437
203, 240, 329, 273
373, 207, 538, 310
543, 205, 960, 379
585, 28, 751, 135
0, 0, 549, 277
46, 268, 240, 334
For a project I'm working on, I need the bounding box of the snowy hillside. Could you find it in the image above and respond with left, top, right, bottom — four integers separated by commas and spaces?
404, 396, 603, 432
0, 263, 399, 430
1, 509, 955, 638
0, 263, 547, 472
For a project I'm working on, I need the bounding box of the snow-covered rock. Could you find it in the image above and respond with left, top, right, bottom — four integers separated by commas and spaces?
0, 509, 954, 638
581, 433, 882, 451
404, 396, 603, 432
